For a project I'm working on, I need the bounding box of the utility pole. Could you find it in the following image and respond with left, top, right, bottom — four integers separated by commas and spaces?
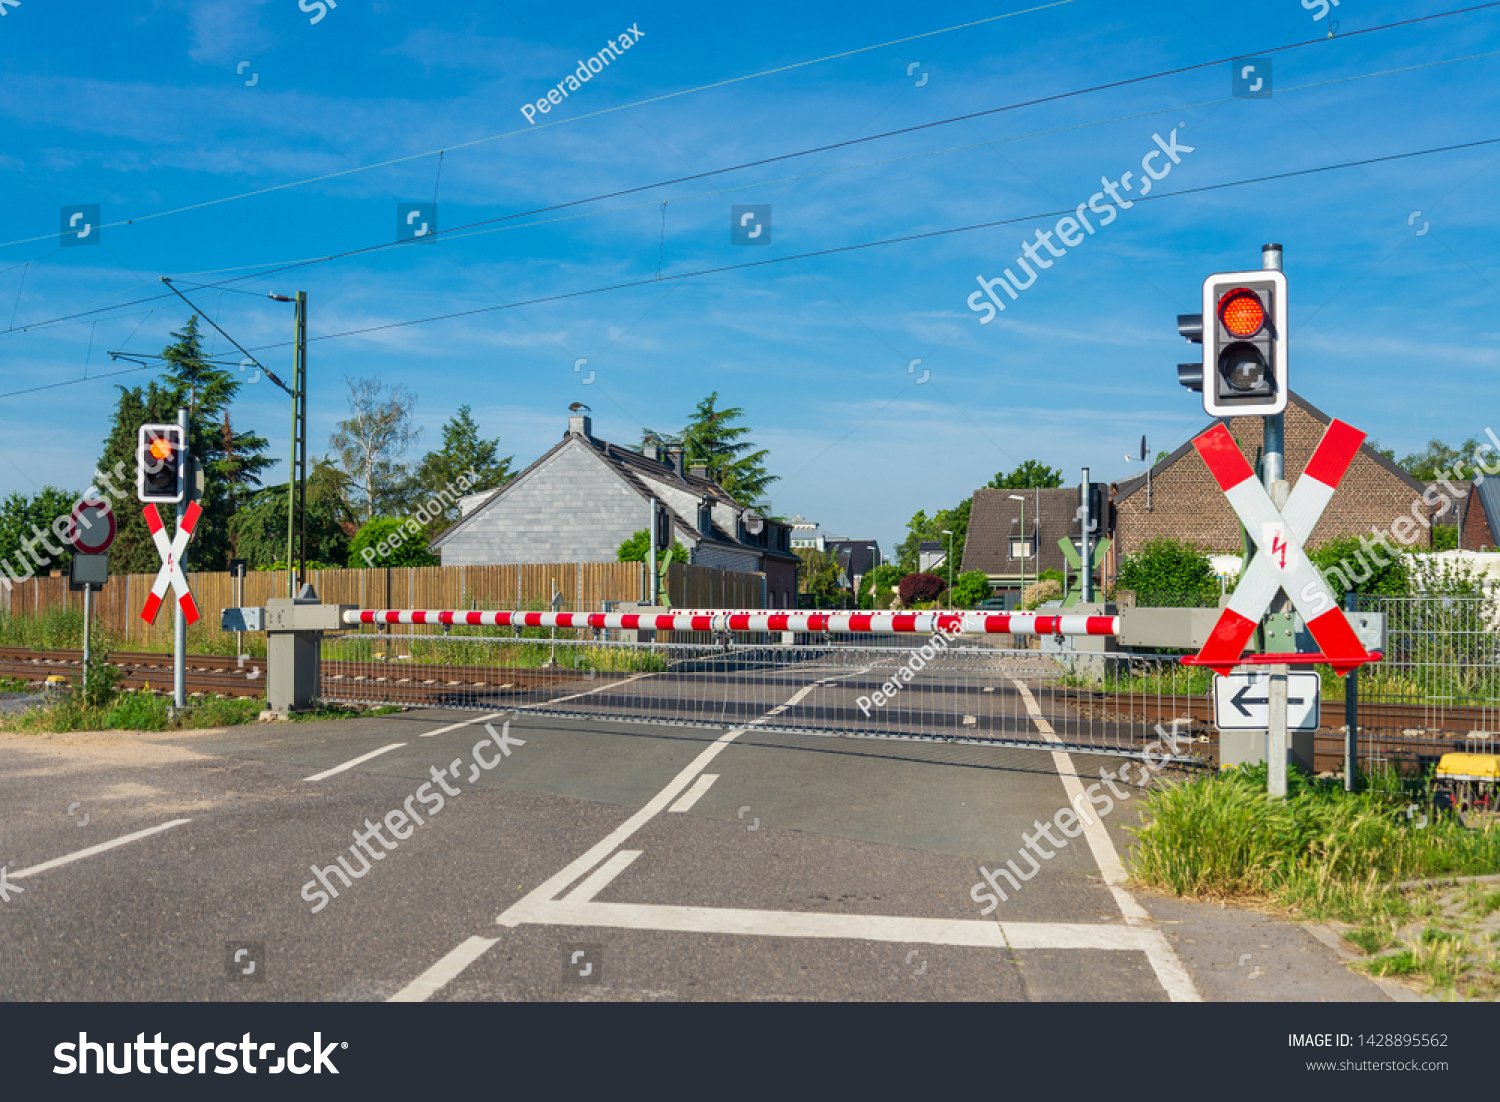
272, 292, 308, 597
1081, 468, 1093, 603
174, 405, 188, 711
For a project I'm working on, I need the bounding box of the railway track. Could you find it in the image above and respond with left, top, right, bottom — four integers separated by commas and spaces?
0, 647, 599, 704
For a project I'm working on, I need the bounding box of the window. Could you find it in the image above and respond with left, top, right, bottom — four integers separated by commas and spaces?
1009, 537, 1035, 559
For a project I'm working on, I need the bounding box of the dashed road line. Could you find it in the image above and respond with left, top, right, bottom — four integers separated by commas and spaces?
304, 742, 406, 782
10, 819, 192, 880
388, 935, 499, 1003
668, 773, 719, 813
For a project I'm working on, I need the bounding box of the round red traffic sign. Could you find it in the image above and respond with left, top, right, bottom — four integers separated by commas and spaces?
69, 498, 116, 555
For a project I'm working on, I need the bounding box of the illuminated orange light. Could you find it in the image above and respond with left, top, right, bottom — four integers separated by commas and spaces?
149, 437, 175, 461
1218, 289, 1265, 338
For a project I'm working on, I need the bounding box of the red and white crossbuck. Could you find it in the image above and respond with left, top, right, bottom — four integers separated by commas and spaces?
1189, 417, 1375, 677
140, 502, 201, 625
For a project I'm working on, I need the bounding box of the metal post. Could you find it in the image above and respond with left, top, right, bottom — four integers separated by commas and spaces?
1268, 669, 1288, 796
1082, 467, 1093, 603
1261, 243, 1288, 797
296, 292, 308, 587
82, 582, 92, 697
1345, 591, 1359, 792
286, 338, 296, 598
174, 405, 188, 710
648, 499, 658, 606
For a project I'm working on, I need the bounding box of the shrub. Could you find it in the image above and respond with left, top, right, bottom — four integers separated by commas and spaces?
1021, 578, 1062, 609
349, 517, 440, 568
1114, 538, 1218, 607
898, 572, 946, 606
948, 570, 993, 608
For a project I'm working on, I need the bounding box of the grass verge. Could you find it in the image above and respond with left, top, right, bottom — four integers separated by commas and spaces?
1126, 763, 1500, 999
0, 691, 400, 734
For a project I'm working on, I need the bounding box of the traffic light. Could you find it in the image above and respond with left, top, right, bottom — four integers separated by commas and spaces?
137, 424, 186, 503
1178, 269, 1287, 417
654, 501, 672, 552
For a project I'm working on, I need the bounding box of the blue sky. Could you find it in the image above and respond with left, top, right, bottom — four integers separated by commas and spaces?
1, 0, 1497, 557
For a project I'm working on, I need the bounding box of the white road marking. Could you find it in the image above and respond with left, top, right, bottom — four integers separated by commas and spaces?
1009, 678, 1200, 1003
421, 712, 506, 738
563, 850, 642, 902
387, 935, 499, 1003
304, 742, 406, 782
545, 671, 654, 706
668, 773, 719, 813
509, 898, 1156, 951
11, 819, 192, 880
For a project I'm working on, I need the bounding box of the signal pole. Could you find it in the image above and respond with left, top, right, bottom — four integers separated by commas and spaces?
1260, 243, 1291, 798
273, 292, 308, 597
174, 405, 188, 711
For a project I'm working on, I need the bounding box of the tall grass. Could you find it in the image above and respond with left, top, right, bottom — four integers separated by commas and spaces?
1128, 765, 1500, 922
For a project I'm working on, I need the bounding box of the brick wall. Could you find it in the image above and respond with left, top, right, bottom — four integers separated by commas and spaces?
1463, 491, 1495, 550
1113, 398, 1437, 560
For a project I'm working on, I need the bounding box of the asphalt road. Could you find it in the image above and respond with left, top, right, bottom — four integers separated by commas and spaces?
0, 659, 1398, 1003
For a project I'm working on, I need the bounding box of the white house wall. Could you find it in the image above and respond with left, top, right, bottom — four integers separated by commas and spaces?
439, 440, 648, 564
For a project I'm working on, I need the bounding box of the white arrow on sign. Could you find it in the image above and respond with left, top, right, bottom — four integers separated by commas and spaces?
1212, 671, 1321, 731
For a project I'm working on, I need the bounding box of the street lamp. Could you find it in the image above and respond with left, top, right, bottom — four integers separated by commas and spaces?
940, 529, 954, 605
1008, 495, 1027, 605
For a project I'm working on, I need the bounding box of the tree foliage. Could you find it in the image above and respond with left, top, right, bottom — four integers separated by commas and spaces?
329, 376, 421, 522
348, 517, 439, 568
796, 547, 843, 600
93, 317, 273, 573
949, 570, 994, 609
987, 461, 1064, 490
1308, 536, 1409, 606
898, 572, 946, 606
229, 460, 354, 570
1114, 538, 1218, 607
413, 404, 512, 526
644, 393, 777, 505
857, 562, 904, 609
1396, 437, 1483, 482
0, 487, 80, 579
895, 500, 970, 575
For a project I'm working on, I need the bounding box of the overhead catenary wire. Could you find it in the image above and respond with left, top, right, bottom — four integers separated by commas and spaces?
220, 135, 1498, 352
6, 14, 1495, 341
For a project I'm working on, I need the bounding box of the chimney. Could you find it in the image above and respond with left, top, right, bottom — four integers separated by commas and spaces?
643, 438, 660, 462
665, 444, 684, 477
568, 412, 592, 438
689, 463, 709, 480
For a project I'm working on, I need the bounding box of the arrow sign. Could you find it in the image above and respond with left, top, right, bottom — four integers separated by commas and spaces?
1229, 682, 1305, 718
1213, 671, 1320, 731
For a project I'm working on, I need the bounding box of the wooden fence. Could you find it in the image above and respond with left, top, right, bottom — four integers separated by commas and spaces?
0, 561, 766, 646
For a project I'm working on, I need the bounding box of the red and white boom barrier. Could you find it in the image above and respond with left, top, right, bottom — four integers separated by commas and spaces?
341, 609, 1120, 636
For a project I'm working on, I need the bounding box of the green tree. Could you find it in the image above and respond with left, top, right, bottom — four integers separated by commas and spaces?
230, 460, 354, 569
329, 376, 422, 522
949, 570, 994, 609
679, 393, 777, 505
795, 547, 842, 601
0, 487, 80, 579
414, 404, 512, 525
1114, 538, 1218, 607
895, 499, 971, 574
987, 461, 1064, 490
1308, 536, 1409, 606
857, 562, 904, 609
1396, 437, 1482, 482
348, 517, 439, 568
618, 529, 680, 563
92, 317, 273, 573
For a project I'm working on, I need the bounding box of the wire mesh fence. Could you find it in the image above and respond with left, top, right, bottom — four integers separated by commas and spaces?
318, 632, 1210, 760
1353, 594, 1500, 766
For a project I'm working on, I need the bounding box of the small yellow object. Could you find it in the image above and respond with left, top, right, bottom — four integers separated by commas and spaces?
45, 675, 67, 689
1435, 753, 1500, 782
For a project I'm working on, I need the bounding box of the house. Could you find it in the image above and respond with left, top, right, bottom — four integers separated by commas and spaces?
1460, 479, 1500, 550
961, 488, 1090, 596
825, 539, 882, 592
434, 411, 800, 607
788, 516, 847, 551
1108, 391, 1444, 580
917, 540, 947, 575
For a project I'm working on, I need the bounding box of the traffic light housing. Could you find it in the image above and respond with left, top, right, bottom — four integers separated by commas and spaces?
653, 501, 672, 552
137, 424, 186, 503
1178, 269, 1287, 417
